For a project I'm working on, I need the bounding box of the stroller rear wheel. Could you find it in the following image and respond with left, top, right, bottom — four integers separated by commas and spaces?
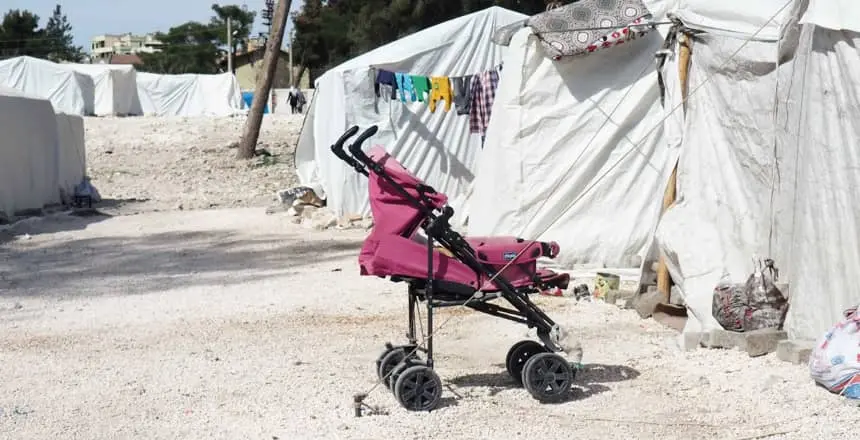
394, 365, 443, 411
388, 357, 425, 390
521, 352, 573, 403
505, 340, 548, 386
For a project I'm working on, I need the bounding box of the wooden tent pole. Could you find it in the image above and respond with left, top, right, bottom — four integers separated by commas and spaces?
656, 32, 692, 301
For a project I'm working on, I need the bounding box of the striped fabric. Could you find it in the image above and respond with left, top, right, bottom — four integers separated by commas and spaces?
468, 69, 500, 136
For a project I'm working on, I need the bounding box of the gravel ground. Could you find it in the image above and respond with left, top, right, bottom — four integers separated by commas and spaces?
0, 208, 855, 440
84, 113, 307, 216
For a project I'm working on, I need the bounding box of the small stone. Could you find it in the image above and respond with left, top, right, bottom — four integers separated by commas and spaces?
704, 328, 787, 357
776, 339, 815, 364
745, 328, 788, 357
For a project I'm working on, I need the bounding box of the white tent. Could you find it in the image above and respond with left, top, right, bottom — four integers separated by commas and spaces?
468, 0, 678, 269
55, 112, 87, 201
66, 63, 142, 116
0, 86, 60, 216
465, 0, 860, 341
653, 0, 860, 341
136, 72, 243, 117
0, 56, 95, 116
294, 6, 528, 217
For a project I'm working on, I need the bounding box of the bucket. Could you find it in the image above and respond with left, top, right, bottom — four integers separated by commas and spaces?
593, 272, 620, 300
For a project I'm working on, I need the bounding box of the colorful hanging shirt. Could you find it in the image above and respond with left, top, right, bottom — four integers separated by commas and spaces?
428, 76, 452, 113
395, 72, 416, 102
469, 69, 499, 136
451, 75, 473, 115
410, 75, 431, 102
374, 69, 398, 100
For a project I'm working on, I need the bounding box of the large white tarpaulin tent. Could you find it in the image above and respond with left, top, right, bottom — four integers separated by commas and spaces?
0, 85, 86, 218
0, 56, 95, 116
465, 0, 860, 342
136, 72, 243, 117
653, 0, 797, 339
294, 6, 527, 217
777, 0, 860, 340
468, 0, 678, 269
66, 63, 142, 116
652, 0, 860, 341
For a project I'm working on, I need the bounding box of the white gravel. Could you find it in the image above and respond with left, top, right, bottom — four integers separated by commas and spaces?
0, 208, 855, 440
84, 113, 306, 215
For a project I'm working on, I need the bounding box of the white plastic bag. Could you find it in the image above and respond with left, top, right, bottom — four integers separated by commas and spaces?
809, 306, 860, 399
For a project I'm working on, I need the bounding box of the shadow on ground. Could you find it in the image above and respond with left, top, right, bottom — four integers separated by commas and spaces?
1, 229, 362, 299
0, 198, 151, 243
448, 363, 640, 403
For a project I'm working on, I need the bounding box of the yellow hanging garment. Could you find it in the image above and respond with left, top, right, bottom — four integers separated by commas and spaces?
428, 76, 452, 112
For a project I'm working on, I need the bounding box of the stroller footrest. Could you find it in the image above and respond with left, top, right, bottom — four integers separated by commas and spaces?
536, 270, 570, 290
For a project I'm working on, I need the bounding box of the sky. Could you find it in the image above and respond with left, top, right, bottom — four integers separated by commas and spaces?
3, 0, 305, 52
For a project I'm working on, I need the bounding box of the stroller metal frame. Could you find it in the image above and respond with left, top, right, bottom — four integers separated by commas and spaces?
331, 125, 575, 411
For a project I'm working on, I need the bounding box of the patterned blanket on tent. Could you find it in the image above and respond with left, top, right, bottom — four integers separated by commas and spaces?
527, 0, 653, 60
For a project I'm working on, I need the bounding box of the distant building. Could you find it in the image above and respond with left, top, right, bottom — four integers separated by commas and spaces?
107, 54, 144, 65
226, 47, 310, 90
90, 33, 163, 61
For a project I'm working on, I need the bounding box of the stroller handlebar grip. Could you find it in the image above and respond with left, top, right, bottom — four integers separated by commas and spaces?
348, 125, 378, 161
331, 125, 360, 157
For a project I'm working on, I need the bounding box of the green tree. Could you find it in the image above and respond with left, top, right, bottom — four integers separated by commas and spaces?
138, 21, 222, 74
42, 5, 83, 62
0, 9, 44, 59
210, 3, 256, 53
138, 3, 254, 74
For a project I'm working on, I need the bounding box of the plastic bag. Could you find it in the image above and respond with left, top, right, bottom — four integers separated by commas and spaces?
742, 258, 787, 331
711, 258, 788, 332
809, 306, 860, 399
711, 273, 747, 332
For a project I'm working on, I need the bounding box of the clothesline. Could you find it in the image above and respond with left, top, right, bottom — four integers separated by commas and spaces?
367, 63, 504, 78
370, 63, 503, 141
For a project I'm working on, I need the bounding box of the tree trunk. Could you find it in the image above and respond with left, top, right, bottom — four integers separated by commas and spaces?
237, 0, 292, 159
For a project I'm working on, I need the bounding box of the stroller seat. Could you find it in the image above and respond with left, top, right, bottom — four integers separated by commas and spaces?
357, 146, 570, 298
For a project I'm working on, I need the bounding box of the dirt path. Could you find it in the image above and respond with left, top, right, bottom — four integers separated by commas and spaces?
0, 208, 854, 439
84, 114, 306, 216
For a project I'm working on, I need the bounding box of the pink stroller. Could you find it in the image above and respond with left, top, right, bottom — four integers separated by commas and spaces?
332, 126, 575, 411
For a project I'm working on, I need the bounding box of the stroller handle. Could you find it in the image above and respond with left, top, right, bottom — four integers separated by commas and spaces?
331, 125, 359, 160
348, 125, 378, 163
331, 125, 369, 175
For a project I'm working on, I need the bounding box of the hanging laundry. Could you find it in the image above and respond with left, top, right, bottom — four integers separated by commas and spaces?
469, 69, 500, 137
428, 76, 452, 113
374, 69, 398, 100
410, 75, 431, 102
395, 72, 417, 102
451, 75, 473, 115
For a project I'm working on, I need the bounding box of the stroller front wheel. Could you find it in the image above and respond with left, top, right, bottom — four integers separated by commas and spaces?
521, 352, 574, 403
505, 340, 548, 386
394, 365, 443, 411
